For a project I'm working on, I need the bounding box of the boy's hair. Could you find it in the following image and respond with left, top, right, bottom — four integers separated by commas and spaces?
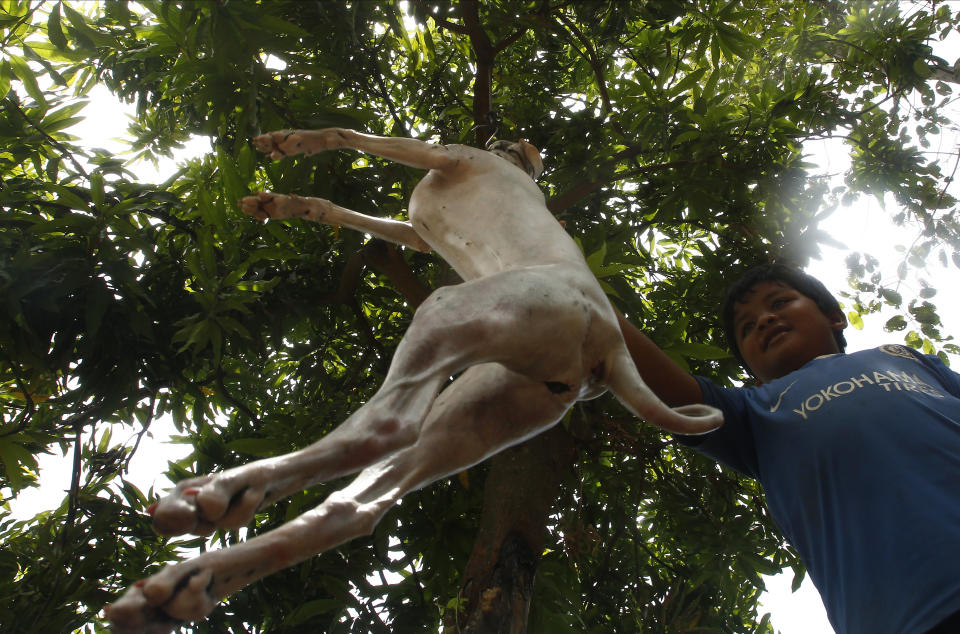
721, 263, 847, 370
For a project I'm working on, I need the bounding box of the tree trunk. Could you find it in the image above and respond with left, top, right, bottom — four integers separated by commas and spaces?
452, 424, 577, 633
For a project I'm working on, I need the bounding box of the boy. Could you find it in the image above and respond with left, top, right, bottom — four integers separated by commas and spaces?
618, 263, 960, 634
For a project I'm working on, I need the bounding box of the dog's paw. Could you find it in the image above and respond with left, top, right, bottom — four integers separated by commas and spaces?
239, 191, 278, 221
107, 564, 218, 633
108, 537, 295, 632
252, 129, 344, 160
148, 471, 266, 537
105, 581, 182, 634
239, 192, 318, 222
252, 130, 300, 160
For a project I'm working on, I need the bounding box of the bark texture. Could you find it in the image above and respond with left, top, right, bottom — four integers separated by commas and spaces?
455, 424, 577, 634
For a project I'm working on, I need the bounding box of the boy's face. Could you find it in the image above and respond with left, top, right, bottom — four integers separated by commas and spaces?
732, 281, 846, 384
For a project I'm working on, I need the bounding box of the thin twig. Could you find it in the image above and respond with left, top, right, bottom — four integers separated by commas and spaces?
0, 348, 35, 438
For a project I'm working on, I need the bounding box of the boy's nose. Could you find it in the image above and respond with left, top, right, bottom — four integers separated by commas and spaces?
757, 313, 777, 330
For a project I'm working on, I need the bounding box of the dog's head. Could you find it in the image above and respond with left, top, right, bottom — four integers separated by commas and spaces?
486, 139, 544, 180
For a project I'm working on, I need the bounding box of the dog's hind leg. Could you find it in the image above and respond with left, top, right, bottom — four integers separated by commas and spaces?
107, 364, 572, 634
148, 269, 587, 539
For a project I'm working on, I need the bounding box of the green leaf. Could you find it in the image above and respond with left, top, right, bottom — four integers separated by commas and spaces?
84, 284, 109, 336
43, 100, 87, 125
0, 439, 38, 490
665, 342, 731, 360
790, 568, 806, 592
674, 129, 701, 145
0, 60, 11, 101
90, 172, 105, 208
46, 2, 69, 51
61, 3, 116, 47
585, 242, 608, 274
8, 55, 47, 109
912, 59, 932, 79
847, 311, 864, 330
670, 67, 708, 97
225, 438, 289, 458
284, 598, 341, 626
884, 315, 906, 332
879, 288, 902, 306
43, 183, 90, 211
217, 146, 246, 203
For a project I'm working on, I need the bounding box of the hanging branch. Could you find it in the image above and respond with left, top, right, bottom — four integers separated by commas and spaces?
64, 412, 93, 538
554, 12, 614, 120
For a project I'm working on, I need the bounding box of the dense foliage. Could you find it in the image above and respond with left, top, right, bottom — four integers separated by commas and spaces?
2, 1, 959, 632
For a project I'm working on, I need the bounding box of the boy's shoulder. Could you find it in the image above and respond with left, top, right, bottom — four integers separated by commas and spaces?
747, 344, 960, 404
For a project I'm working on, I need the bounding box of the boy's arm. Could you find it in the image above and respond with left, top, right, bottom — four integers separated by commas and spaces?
616, 312, 705, 408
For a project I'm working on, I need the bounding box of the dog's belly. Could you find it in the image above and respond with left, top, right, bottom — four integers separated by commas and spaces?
409, 174, 584, 279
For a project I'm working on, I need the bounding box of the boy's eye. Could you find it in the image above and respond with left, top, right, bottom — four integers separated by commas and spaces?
771, 295, 797, 310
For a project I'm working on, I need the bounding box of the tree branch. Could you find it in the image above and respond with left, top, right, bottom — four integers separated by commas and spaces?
122, 396, 156, 475
361, 241, 432, 308
459, 0, 496, 145
457, 424, 577, 632
555, 12, 612, 118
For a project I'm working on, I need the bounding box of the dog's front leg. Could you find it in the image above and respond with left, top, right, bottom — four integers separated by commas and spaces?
252, 128, 457, 172
239, 192, 432, 252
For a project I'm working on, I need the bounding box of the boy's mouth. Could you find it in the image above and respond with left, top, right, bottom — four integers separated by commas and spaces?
762, 325, 790, 350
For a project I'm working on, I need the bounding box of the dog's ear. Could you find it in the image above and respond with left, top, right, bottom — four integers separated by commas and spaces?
517, 140, 543, 179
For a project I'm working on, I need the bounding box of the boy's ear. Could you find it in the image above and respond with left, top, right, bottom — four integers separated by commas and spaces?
829, 309, 847, 331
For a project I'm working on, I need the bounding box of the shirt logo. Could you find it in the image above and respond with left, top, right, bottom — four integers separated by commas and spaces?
769, 380, 798, 413
879, 344, 921, 363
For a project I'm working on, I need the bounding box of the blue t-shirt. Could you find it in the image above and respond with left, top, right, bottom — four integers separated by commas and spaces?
686, 345, 960, 634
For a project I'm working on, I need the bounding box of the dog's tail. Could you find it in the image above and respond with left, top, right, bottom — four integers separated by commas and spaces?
603, 350, 723, 435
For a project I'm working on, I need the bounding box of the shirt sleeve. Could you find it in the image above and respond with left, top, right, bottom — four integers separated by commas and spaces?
920, 352, 960, 398
674, 377, 762, 479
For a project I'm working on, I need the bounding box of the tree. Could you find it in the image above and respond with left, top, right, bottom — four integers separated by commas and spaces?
1, 1, 958, 632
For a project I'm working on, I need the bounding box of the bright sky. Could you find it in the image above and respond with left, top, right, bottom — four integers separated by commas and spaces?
10, 18, 960, 634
